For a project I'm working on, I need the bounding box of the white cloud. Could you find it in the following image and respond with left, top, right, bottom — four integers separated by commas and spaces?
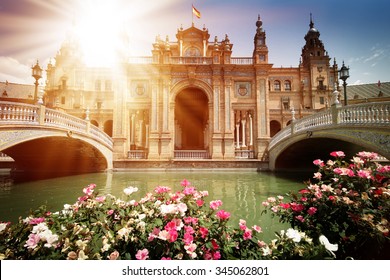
0, 56, 33, 84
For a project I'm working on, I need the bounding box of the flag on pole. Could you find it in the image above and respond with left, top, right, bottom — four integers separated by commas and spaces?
192, 5, 201, 19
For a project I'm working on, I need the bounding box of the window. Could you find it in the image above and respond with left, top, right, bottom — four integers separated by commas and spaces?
61, 96, 66, 104
274, 80, 281, 91
95, 80, 101, 91
319, 97, 325, 105
284, 80, 291, 91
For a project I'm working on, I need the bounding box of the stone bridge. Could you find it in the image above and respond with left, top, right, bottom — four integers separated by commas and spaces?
0, 101, 113, 179
268, 102, 390, 171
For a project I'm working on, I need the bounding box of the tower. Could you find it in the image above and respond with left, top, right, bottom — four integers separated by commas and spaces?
300, 14, 336, 109
253, 15, 269, 64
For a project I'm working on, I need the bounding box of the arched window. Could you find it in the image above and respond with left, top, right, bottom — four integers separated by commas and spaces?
274, 80, 281, 91
284, 80, 291, 91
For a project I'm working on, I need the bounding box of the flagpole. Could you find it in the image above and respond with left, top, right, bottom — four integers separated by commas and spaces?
192, 3, 194, 26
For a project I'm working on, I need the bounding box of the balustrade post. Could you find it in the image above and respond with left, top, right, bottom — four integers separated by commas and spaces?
38, 104, 46, 125
331, 103, 341, 125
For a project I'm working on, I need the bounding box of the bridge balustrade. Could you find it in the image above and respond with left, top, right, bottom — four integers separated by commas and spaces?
269, 102, 390, 151
0, 101, 113, 149
0, 102, 38, 123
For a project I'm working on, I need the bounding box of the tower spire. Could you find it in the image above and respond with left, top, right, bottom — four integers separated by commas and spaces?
310, 13, 314, 29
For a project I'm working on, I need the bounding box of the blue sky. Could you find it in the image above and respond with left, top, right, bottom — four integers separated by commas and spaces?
0, 0, 389, 85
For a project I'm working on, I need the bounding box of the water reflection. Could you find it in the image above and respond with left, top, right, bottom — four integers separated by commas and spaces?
0, 171, 306, 241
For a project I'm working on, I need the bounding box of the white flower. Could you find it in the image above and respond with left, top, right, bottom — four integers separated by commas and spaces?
286, 228, 302, 242
32, 223, 49, 234
160, 204, 178, 215
0, 223, 7, 233
319, 235, 338, 258
124, 186, 138, 196
138, 213, 146, 220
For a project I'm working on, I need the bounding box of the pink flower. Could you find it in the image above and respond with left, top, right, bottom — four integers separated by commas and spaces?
307, 207, 317, 215
183, 187, 196, 195
243, 228, 253, 240
210, 200, 223, 210
183, 232, 194, 245
334, 167, 354, 177
313, 172, 322, 179
135, 249, 149, 260
313, 159, 325, 167
200, 227, 209, 239
154, 186, 171, 194
196, 199, 204, 207
29, 217, 45, 225
239, 219, 247, 230
78, 195, 88, 202
295, 215, 305, 222
168, 230, 178, 243
164, 221, 178, 232
180, 179, 191, 187
290, 202, 304, 212
357, 170, 371, 179
357, 151, 378, 160
161, 257, 172, 260
184, 226, 195, 235
83, 184, 96, 196
252, 225, 262, 233
107, 209, 114, 215
95, 196, 106, 202
148, 227, 161, 242
25, 233, 40, 249
212, 251, 221, 260
216, 210, 231, 220
330, 151, 345, 158
280, 203, 291, 209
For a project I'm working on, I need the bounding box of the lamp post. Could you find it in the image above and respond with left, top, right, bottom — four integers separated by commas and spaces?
339, 61, 350, 106
31, 60, 43, 104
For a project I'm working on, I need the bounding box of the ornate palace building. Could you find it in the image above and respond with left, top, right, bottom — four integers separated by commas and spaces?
43, 15, 340, 166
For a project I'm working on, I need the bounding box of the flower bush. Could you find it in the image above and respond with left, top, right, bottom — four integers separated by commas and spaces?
263, 151, 390, 259
0, 179, 333, 260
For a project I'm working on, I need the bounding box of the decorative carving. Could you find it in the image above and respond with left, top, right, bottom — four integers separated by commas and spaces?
235, 82, 251, 98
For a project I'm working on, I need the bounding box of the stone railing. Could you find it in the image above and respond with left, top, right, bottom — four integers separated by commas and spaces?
235, 150, 255, 159
0, 101, 113, 149
269, 101, 390, 151
230, 57, 254, 65
174, 150, 210, 159
128, 150, 148, 159
0, 152, 14, 161
127, 56, 255, 65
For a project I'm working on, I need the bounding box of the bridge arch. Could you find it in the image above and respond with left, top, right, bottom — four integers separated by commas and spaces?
268, 102, 390, 171
0, 101, 113, 179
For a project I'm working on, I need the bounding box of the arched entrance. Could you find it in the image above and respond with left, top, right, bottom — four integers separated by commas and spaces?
175, 88, 209, 150
270, 120, 281, 137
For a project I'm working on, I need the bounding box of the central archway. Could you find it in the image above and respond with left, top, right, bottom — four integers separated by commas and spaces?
175, 88, 209, 150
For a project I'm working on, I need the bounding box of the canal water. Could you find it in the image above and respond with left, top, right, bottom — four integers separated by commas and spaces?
0, 170, 309, 242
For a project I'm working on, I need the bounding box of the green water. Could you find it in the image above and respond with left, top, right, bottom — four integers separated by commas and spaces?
0, 171, 307, 241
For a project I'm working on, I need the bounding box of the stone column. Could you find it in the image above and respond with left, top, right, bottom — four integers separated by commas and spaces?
148, 81, 160, 159
241, 119, 247, 147
249, 113, 253, 147
235, 123, 240, 149
255, 77, 269, 159
112, 69, 128, 160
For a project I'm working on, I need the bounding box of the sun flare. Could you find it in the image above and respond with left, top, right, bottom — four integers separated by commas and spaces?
72, 1, 129, 67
